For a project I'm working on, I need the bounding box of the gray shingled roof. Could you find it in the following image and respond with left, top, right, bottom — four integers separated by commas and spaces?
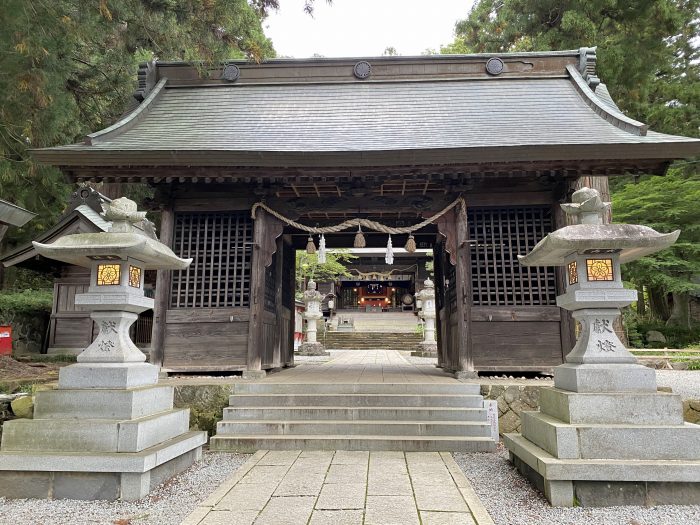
32, 55, 700, 168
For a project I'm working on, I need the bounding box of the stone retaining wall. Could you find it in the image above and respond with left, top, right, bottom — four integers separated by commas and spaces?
481, 383, 700, 435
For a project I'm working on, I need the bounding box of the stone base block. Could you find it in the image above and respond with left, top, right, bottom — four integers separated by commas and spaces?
521, 411, 700, 460
242, 369, 267, 380
504, 433, 700, 507
34, 385, 174, 420
454, 370, 479, 380
554, 363, 656, 393
0, 440, 204, 501
296, 342, 329, 356
1, 408, 191, 453
0, 431, 206, 500
58, 362, 159, 389
411, 343, 437, 357
539, 388, 684, 425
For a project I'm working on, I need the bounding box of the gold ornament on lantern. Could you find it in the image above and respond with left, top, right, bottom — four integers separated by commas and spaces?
353, 225, 366, 248
306, 234, 317, 254
404, 234, 416, 253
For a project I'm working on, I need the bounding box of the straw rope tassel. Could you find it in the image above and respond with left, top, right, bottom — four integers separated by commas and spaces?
353, 225, 366, 248
306, 234, 316, 254
404, 234, 416, 253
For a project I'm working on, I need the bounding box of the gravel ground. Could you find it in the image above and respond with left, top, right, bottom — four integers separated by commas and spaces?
0, 451, 249, 525
655, 370, 700, 400
454, 444, 700, 525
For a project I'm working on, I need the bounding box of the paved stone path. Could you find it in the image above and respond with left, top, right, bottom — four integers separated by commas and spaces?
183, 449, 493, 525
261, 349, 457, 384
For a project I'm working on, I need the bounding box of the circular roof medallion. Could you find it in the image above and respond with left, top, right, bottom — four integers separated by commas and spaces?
485, 57, 504, 76
353, 61, 372, 79
222, 64, 240, 82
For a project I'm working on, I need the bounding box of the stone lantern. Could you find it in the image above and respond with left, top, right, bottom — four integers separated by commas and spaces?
413, 278, 437, 357
504, 188, 700, 507
297, 280, 329, 356
0, 198, 206, 501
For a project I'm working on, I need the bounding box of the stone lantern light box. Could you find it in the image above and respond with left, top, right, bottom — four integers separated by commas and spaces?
0, 198, 206, 501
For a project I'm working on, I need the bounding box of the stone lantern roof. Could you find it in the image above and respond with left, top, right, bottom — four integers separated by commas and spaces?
32, 197, 191, 270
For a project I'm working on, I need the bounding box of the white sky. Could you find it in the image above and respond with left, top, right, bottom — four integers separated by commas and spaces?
264, 0, 475, 58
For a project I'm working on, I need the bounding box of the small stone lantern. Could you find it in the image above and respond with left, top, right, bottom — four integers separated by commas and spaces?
413, 278, 437, 357
297, 280, 329, 356
0, 198, 206, 501
503, 188, 700, 508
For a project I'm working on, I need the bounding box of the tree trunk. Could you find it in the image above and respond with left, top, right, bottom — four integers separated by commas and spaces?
648, 286, 671, 321
636, 284, 646, 316
666, 292, 691, 329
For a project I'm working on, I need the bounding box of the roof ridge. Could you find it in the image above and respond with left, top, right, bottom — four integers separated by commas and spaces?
85, 78, 167, 145
566, 64, 648, 136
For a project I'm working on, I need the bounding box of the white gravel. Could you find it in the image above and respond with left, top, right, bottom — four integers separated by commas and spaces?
0, 451, 249, 525
656, 370, 700, 400
454, 444, 700, 525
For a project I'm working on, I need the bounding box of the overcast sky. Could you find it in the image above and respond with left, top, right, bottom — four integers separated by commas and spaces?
264, 0, 475, 58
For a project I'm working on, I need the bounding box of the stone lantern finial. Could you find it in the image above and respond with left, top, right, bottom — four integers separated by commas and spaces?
560, 187, 610, 225
103, 197, 148, 233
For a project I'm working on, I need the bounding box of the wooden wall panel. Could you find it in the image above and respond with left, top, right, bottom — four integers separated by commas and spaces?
52, 317, 94, 348
471, 321, 563, 369
163, 320, 248, 369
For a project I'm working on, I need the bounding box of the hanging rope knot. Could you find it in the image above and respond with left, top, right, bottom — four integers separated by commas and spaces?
251, 196, 465, 235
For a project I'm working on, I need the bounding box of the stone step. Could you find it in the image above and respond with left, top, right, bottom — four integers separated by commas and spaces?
216, 420, 492, 437
1, 408, 190, 454
228, 393, 485, 408
223, 406, 488, 422
33, 385, 174, 420
538, 388, 684, 425
232, 382, 481, 395
521, 411, 700, 461
209, 434, 497, 453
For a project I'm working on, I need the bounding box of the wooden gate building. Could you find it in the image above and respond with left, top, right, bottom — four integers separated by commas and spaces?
29, 49, 700, 375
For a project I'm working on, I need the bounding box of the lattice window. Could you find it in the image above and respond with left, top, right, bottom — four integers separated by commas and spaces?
170, 212, 252, 308
264, 252, 277, 313
468, 207, 557, 306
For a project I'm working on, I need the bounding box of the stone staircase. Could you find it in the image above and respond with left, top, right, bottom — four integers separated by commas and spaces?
331, 311, 419, 333
324, 332, 424, 352
210, 382, 496, 452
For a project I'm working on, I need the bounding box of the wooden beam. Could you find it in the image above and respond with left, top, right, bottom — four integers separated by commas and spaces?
247, 209, 268, 373
150, 204, 174, 367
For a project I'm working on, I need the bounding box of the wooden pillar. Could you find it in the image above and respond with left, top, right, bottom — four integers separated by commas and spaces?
150, 205, 174, 368
247, 209, 267, 374
453, 203, 476, 378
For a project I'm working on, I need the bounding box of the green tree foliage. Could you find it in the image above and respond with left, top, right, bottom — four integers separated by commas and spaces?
444, 0, 700, 323
296, 250, 357, 295
0, 0, 277, 250
612, 169, 700, 294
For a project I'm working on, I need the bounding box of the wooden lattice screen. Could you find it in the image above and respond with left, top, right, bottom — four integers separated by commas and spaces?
468, 207, 557, 306
170, 212, 252, 308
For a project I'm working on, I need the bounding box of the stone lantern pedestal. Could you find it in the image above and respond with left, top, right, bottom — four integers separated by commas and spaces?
412, 278, 438, 357
297, 280, 329, 356
504, 188, 700, 507
0, 198, 206, 501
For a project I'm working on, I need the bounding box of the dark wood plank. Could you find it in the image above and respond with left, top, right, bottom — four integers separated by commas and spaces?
471, 306, 561, 322
454, 204, 473, 374
165, 308, 250, 323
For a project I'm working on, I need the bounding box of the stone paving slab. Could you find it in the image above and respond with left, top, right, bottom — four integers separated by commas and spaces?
181, 449, 494, 525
